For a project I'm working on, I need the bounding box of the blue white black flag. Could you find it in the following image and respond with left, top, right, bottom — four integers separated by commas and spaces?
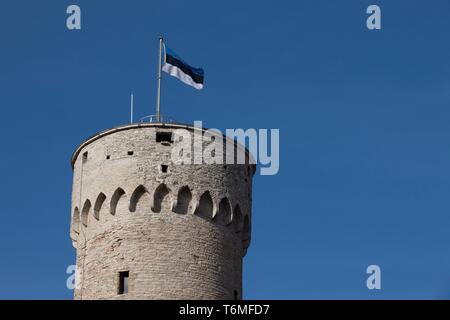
162, 45, 204, 90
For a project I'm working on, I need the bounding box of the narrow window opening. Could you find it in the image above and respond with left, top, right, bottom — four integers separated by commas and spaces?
82, 152, 88, 163
161, 165, 168, 173
234, 290, 238, 300
106, 155, 110, 160
128, 151, 134, 156
118, 271, 129, 294
156, 132, 173, 144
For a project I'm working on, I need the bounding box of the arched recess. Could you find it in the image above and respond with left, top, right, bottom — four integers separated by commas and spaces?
110, 188, 126, 215
233, 205, 243, 233
129, 185, 151, 213
217, 197, 232, 225
242, 214, 251, 248
152, 184, 171, 213
194, 191, 213, 220
71, 207, 80, 239
81, 199, 91, 227
173, 186, 192, 214
93, 193, 106, 220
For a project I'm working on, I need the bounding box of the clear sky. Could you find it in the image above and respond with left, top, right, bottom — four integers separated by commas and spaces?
0, 0, 449, 299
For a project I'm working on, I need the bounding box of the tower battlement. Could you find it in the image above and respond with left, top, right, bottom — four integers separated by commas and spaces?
70, 123, 255, 300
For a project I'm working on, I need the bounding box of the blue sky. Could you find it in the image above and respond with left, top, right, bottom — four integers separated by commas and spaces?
0, 0, 449, 299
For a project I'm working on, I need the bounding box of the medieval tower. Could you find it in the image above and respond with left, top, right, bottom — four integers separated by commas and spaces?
70, 122, 255, 299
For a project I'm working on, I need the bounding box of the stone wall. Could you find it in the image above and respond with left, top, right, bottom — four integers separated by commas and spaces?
70, 123, 254, 300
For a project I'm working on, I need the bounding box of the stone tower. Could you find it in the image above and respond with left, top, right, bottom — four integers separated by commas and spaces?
70, 123, 255, 300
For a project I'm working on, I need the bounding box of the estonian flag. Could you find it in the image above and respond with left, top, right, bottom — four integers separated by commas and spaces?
162, 45, 204, 90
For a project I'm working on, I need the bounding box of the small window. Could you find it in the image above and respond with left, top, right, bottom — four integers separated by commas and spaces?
106, 155, 110, 160
161, 165, 168, 173
156, 132, 173, 143
82, 152, 88, 163
127, 151, 134, 156
234, 290, 238, 300
118, 271, 129, 295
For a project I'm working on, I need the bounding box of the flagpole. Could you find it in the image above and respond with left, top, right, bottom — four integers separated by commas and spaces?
156, 36, 163, 122
130, 92, 134, 123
